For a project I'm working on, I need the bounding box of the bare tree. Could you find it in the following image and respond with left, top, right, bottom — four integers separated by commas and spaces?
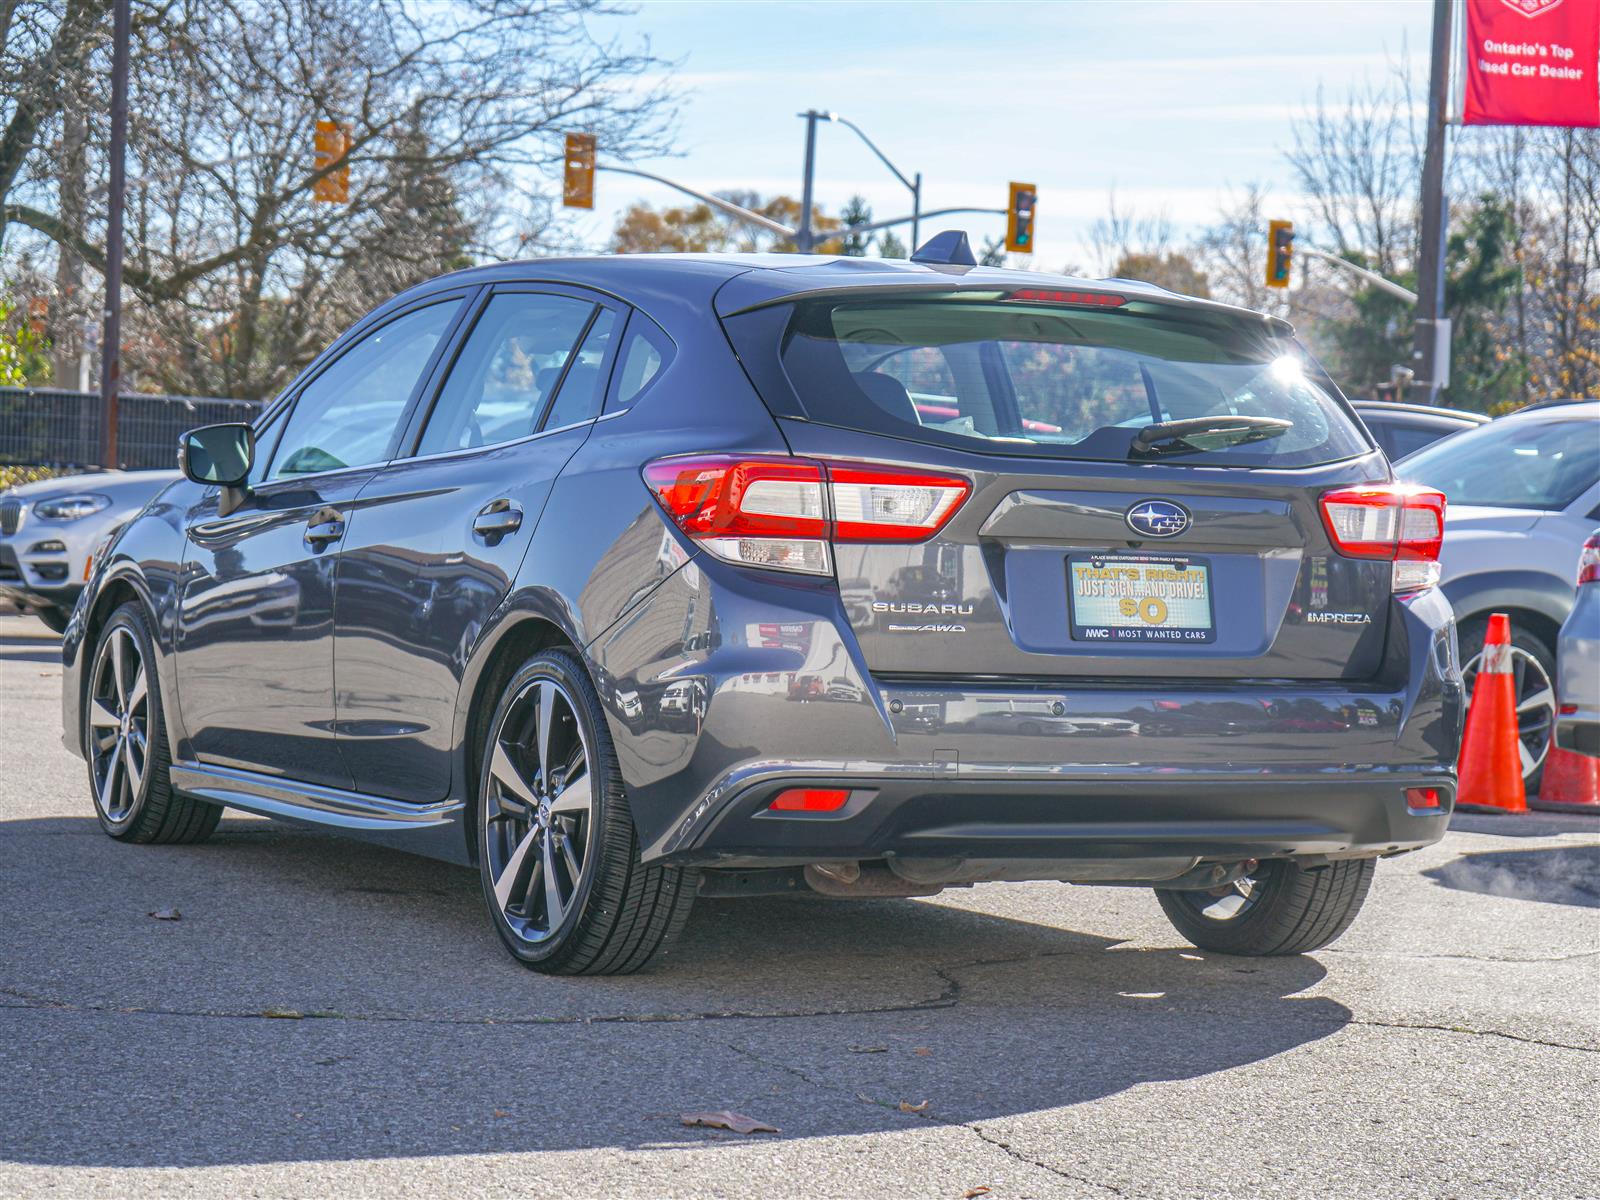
3, 0, 679, 397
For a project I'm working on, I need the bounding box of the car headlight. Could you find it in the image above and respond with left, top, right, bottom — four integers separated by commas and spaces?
34, 493, 112, 521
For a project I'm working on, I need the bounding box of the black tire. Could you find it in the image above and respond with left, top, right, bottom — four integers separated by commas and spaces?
85, 602, 221, 844
476, 648, 697, 975
1155, 858, 1375, 956
34, 606, 69, 634
1459, 616, 1556, 792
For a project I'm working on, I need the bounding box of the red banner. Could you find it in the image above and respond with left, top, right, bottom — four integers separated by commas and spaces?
1462, 0, 1600, 127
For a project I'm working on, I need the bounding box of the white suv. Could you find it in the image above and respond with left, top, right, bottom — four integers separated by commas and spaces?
0, 469, 180, 632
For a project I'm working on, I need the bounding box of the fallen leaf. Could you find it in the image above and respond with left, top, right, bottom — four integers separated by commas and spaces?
913, 1047, 932, 1057
898, 1099, 931, 1113
680, 1110, 779, 1135
147, 909, 182, 921
963, 1189, 992, 1199
848, 1044, 889, 1054
260, 1008, 303, 1019
493, 1109, 512, 1118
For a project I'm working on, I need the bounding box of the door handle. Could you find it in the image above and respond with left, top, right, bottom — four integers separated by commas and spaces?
473, 501, 523, 539
303, 517, 345, 549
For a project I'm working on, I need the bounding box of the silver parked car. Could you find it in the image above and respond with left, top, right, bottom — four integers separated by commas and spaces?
1398, 400, 1600, 783
1556, 530, 1600, 758
0, 469, 181, 632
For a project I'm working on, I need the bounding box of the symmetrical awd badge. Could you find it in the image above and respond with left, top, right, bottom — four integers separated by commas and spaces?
1125, 499, 1191, 539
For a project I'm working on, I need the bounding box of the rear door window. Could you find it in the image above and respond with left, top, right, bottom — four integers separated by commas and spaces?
733, 293, 1370, 468
416, 292, 596, 456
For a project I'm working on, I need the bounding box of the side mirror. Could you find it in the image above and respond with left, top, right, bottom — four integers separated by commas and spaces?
180, 423, 255, 488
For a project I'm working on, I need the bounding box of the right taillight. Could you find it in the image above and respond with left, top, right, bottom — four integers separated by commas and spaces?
643, 455, 970, 576
1578, 533, 1600, 585
1320, 484, 1447, 594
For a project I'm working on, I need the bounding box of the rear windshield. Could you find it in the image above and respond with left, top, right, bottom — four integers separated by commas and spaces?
731, 294, 1370, 468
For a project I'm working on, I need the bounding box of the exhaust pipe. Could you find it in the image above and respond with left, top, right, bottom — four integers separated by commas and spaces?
803, 863, 944, 898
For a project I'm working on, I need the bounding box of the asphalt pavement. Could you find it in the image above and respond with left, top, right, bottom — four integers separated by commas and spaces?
2, 612, 1597, 1199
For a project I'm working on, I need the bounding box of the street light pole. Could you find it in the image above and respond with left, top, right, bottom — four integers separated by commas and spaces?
798, 111, 923, 255
798, 110, 822, 253
1411, 0, 1453, 405
99, 0, 130, 468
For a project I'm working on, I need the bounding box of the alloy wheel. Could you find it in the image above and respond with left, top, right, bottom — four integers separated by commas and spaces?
88, 625, 150, 823
483, 678, 595, 944
1462, 643, 1555, 781
1176, 872, 1262, 922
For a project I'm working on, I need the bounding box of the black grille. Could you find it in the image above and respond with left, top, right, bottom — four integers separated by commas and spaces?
0, 499, 21, 535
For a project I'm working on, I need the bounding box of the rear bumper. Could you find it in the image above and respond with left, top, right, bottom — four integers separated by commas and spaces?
674, 768, 1454, 870
589, 556, 1464, 870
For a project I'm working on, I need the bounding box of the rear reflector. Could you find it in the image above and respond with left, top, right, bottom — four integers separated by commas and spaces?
644, 456, 970, 574
1405, 787, 1442, 810
769, 788, 850, 812
1319, 484, 1446, 593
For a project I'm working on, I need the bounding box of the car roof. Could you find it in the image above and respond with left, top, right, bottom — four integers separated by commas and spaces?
409, 251, 1294, 337
1500, 399, 1600, 422
1350, 400, 1488, 424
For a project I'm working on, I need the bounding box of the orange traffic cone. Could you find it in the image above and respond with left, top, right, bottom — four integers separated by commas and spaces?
1531, 745, 1600, 812
1456, 613, 1528, 814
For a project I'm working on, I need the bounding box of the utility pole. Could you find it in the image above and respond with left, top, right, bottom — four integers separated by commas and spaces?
1411, 0, 1453, 405
798, 110, 822, 253
98, 0, 130, 467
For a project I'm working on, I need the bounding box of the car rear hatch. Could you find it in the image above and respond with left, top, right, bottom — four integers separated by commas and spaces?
718, 282, 1408, 683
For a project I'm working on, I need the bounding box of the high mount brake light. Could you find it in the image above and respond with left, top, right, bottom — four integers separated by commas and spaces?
643, 456, 971, 575
1319, 484, 1447, 594
1006, 288, 1126, 307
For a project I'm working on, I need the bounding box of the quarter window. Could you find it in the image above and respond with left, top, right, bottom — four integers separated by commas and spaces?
269, 302, 457, 479
608, 315, 673, 412
416, 293, 596, 456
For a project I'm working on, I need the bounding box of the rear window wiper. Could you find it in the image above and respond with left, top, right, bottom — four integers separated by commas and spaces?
1130, 415, 1293, 459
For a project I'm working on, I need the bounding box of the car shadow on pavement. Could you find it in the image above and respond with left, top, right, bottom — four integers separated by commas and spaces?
1424, 844, 1600, 908
1, 815, 1353, 1168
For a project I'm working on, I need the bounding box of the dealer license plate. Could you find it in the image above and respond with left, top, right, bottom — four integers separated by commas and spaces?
1068, 554, 1215, 643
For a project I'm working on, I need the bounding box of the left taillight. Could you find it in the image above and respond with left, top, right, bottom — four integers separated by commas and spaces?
643, 456, 971, 575
1319, 483, 1447, 594
1577, 533, 1600, 586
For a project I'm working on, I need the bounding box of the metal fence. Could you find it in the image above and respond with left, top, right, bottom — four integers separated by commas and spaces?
0, 388, 262, 471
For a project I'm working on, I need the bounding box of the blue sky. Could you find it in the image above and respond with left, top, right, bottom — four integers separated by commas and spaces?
570, 0, 1436, 266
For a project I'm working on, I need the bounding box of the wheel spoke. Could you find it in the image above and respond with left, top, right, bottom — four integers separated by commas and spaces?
558, 832, 582, 882
1518, 740, 1536, 775
122, 734, 144, 798
110, 629, 128, 702
126, 666, 148, 716
1517, 687, 1554, 715
489, 741, 537, 814
98, 738, 123, 815
542, 834, 565, 928
493, 826, 539, 909
549, 765, 591, 816
536, 682, 556, 776
89, 698, 120, 730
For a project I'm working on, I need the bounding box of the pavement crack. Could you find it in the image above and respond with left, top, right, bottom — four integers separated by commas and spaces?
1325, 947, 1600, 965
1346, 1016, 1598, 1053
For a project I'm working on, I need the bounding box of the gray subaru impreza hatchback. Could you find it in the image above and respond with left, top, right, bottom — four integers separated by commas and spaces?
61, 248, 1463, 974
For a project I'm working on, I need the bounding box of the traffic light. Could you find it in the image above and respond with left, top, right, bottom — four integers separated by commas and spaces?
1266, 219, 1294, 288
563, 133, 596, 209
312, 119, 350, 204
1006, 182, 1036, 254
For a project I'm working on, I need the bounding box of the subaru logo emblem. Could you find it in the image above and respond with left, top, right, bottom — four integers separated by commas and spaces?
1126, 499, 1190, 538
